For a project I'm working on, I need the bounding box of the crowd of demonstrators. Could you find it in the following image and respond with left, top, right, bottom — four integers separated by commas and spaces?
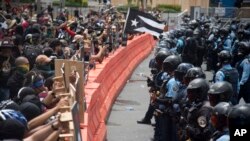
138, 14, 250, 141
0, 3, 137, 140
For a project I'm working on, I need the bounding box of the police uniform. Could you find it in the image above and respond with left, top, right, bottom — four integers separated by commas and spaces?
236, 55, 250, 103
222, 36, 232, 52
211, 128, 230, 141
185, 78, 213, 141
186, 101, 214, 141
215, 64, 239, 105
154, 77, 179, 141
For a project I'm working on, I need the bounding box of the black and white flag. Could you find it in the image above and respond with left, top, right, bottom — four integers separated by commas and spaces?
123, 8, 166, 37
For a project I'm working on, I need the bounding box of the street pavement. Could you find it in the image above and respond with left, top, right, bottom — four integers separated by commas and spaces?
107, 52, 155, 141
106, 50, 243, 140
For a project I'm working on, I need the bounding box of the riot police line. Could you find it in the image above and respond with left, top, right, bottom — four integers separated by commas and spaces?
137, 16, 250, 141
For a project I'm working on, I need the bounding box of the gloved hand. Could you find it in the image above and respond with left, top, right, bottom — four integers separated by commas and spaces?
147, 77, 154, 87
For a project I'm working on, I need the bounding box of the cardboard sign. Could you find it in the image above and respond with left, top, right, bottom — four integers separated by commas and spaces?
71, 102, 82, 141
55, 59, 85, 123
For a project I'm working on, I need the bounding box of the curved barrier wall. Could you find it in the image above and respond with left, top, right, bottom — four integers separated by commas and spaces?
81, 34, 156, 141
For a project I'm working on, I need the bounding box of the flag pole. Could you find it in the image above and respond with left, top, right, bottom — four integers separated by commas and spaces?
122, 7, 131, 35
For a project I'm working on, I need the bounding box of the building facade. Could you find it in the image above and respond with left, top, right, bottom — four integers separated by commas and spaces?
111, 0, 209, 12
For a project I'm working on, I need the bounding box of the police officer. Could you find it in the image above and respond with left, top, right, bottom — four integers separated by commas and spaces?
137, 50, 172, 125
193, 28, 205, 67
210, 102, 231, 141
235, 42, 250, 103
214, 50, 239, 105
170, 29, 185, 54
208, 81, 233, 107
206, 27, 219, 71
232, 29, 250, 66
182, 28, 198, 65
228, 104, 250, 140
217, 28, 232, 52
154, 55, 181, 141
185, 78, 214, 141
174, 67, 206, 141
173, 63, 194, 141
174, 63, 194, 103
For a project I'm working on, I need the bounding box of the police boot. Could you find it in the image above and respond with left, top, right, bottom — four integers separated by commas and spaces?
137, 118, 151, 125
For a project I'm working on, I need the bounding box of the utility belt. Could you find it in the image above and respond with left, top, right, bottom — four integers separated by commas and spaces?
154, 105, 177, 117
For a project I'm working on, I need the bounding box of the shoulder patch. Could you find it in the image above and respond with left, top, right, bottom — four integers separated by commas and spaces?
197, 116, 207, 128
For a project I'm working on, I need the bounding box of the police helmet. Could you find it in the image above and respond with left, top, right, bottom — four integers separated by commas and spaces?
159, 34, 163, 39
244, 22, 250, 30
175, 29, 183, 38
174, 63, 194, 82
228, 104, 250, 136
238, 41, 250, 56
185, 28, 193, 37
184, 67, 206, 85
218, 50, 232, 64
193, 28, 200, 36
219, 28, 229, 37
211, 102, 231, 130
187, 78, 209, 103
162, 55, 182, 73
155, 46, 169, 56
155, 50, 172, 66
189, 20, 198, 28
208, 81, 233, 107
213, 102, 231, 116
230, 24, 237, 31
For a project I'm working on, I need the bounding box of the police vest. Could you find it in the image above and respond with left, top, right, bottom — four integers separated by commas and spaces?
236, 57, 250, 85
219, 68, 239, 95
186, 101, 213, 141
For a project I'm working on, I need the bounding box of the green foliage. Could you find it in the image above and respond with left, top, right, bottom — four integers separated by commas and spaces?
117, 4, 139, 12
127, 0, 132, 5
156, 4, 181, 13
20, 0, 35, 3
53, 0, 88, 7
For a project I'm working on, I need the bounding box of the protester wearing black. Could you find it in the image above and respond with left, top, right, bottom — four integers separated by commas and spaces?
7, 56, 30, 100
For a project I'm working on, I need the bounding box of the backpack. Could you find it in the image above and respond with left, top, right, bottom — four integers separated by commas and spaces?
23, 44, 43, 69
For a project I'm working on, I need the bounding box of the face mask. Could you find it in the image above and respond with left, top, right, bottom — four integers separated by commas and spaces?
38, 64, 51, 71
32, 79, 44, 88
17, 64, 30, 74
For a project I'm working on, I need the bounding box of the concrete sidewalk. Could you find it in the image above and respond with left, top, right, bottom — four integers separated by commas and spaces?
107, 52, 154, 141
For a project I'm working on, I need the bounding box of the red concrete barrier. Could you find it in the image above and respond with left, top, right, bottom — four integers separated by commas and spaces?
81, 34, 156, 141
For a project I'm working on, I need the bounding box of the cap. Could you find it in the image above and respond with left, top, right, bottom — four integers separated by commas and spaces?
72, 34, 83, 43
35, 55, 52, 65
